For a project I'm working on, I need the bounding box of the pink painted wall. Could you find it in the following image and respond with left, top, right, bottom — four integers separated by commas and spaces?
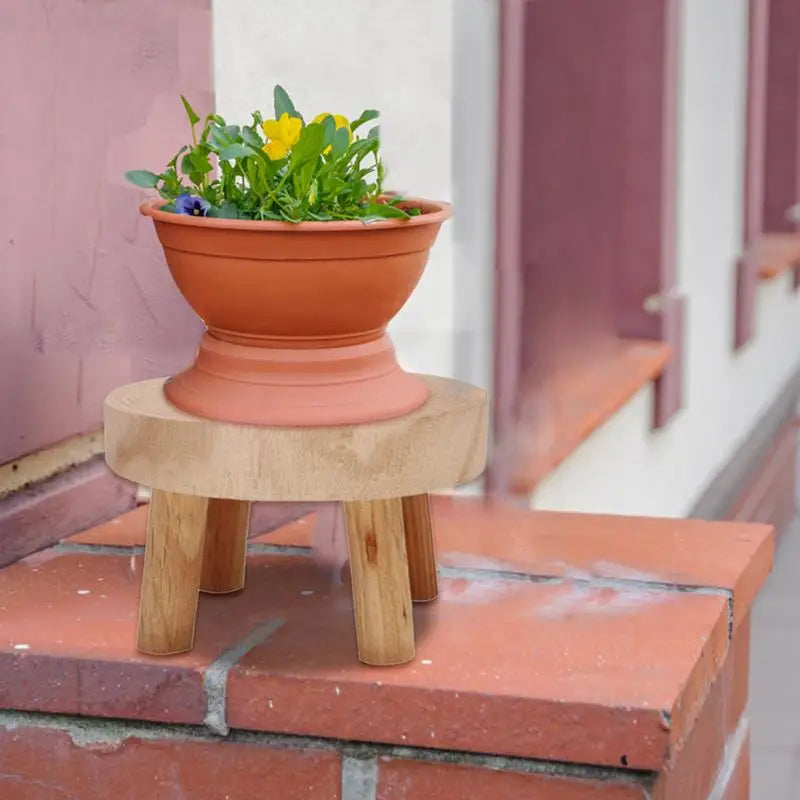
0, 0, 211, 463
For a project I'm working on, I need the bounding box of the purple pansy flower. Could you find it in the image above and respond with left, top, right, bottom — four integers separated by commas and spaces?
175, 194, 211, 217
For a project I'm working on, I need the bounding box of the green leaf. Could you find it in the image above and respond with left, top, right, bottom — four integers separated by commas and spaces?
367, 125, 379, 141
331, 127, 350, 158
348, 137, 379, 162
321, 115, 336, 148
158, 165, 185, 198
297, 158, 319, 195
125, 169, 160, 188
189, 150, 212, 173
290, 123, 325, 168
129, 91, 388, 222
241, 126, 264, 149
245, 158, 268, 195
245, 161, 260, 194
208, 201, 240, 219
324, 176, 350, 195
351, 109, 379, 131
206, 127, 229, 150
364, 202, 410, 219
218, 143, 252, 160
255, 207, 284, 221
180, 95, 201, 126
274, 85, 301, 120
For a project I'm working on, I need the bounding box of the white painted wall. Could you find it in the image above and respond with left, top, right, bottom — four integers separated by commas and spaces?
212, 0, 462, 379
533, 0, 800, 517
451, 0, 497, 392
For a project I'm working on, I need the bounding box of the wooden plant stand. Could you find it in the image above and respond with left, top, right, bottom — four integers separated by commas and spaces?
103, 375, 487, 666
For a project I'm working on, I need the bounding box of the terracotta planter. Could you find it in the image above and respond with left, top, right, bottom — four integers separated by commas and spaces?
140, 197, 451, 426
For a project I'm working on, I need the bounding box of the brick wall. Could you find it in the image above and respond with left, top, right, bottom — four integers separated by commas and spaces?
0, 499, 772, 798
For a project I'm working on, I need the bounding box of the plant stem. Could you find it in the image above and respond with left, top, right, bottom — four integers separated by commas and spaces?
261, 167, 291, 210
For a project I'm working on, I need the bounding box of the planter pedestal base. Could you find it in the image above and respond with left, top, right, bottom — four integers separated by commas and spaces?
103, 374, 488, 665
164, 332, 430, 427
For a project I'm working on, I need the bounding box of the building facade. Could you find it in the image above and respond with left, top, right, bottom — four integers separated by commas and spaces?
1, 0, 798, 533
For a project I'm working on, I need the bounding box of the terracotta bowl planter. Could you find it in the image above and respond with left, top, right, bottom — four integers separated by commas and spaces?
140, 197, 451, 426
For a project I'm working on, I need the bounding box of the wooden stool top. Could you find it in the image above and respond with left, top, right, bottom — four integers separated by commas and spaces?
104, 376, 488, 501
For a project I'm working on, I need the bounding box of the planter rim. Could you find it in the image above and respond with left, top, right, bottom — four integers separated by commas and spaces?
139, 196, 452, 232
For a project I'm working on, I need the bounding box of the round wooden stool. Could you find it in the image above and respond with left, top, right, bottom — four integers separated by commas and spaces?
103, 375, 487, 666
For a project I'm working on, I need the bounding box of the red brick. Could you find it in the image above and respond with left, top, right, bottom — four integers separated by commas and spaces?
0, 652, 205, 725
4, 503, 765, 785
0, 550, 298, 724
0, 540, 729, 769
376, 758, 648, 800
721, 732, 750, 800
0, 724, 341, 799
67, 504, 148, 546
63, 498, 775, 637
652, 622, 750, 799
431, 497, 773, 631
228, 556, 729, 770
66, 502, 314, 547
729, 614, 751, 736
101, 496, 774, 637
248, 497, 773, 632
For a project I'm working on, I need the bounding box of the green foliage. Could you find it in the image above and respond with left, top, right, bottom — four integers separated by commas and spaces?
125, 85, 419, 223
180, 95, 200, 126
125, 170, 160, 188
273, 84, 301, 123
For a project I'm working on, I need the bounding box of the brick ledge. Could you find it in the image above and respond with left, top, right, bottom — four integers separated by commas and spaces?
0, 500, 773, 777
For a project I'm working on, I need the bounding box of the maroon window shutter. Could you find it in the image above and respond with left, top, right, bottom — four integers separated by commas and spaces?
488, 0, 682, 495
735, 0, 771, 349
763, 0, 800, 235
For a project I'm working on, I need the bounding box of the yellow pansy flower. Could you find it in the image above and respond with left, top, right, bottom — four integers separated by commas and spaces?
261, 112, 302, 160
312, 112, 353, 154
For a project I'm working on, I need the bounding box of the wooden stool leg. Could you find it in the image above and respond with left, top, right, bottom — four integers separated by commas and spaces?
137, 490, 209, 656
200, 499, 250, 594
401, 494, 439, 602
344, 499, 415, 666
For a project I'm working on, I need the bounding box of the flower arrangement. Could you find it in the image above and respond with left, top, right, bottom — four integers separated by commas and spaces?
128, 84, 450, 428
125, 85, 419, 223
